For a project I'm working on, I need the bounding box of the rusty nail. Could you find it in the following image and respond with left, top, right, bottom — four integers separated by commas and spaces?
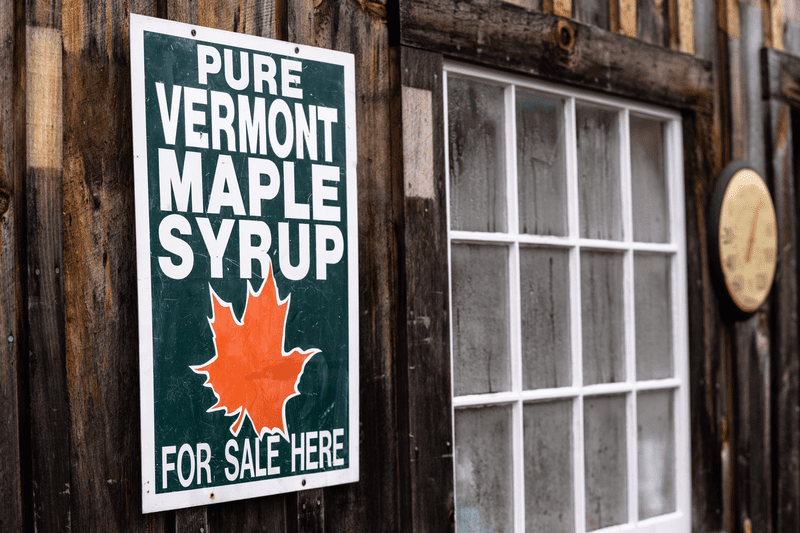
191, 29, 197, 36
302, 478, 306, 486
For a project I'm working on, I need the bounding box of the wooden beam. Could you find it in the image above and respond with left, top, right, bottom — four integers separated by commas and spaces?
396, 45, 456, 533
24, 4, 72, 530
60, 0, 173, 530
0, 0, 24, 529
761, 47, 800, 107
399, 0, 714, 111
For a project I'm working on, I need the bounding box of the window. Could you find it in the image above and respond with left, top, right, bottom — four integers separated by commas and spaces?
445, 62, 690, 533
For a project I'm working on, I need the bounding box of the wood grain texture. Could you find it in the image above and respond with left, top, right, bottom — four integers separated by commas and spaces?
288, 0, 400, 532
682, 108, 728, 533
677, 0, 693, 53
0, 0, 24, 530
25, 8, 72, 532
770, 0, 783, 50
734, 17, 773, 522
399, 0, 714, 111
761, 47, 800, 107
554, 0, 571, 18
637, 0, 665, 45
397, 46, 454, 533
766, 99, 800, 533
619, 0, 636, 37
60, 0, 169, 531
770, 100, 800, 533
574, 0, 609, 29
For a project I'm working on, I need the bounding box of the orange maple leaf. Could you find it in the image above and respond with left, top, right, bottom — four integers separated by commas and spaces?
192, 262, 318, 440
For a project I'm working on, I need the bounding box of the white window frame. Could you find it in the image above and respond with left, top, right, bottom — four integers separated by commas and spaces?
444, 60, 691, 533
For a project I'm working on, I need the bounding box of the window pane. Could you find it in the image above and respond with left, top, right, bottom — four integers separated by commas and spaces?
524, 400, 574, 533
517, 90, 567, 236
631, 115, 669, 243
520, 246, 571, 389
451, 243, 511, 395
635, 253, 673, 380
638, 390, 676, 519
584, 395, 628, 531
581, 251, 625, 385
577, 103, 622, 240
455, 406, 514, 533
448, 76, 507, 232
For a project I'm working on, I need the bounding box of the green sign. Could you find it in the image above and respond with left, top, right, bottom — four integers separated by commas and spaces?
130, 14, 358, 513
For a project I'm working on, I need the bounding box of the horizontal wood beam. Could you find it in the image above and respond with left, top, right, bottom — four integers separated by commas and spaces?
762, 46, 800, 107
399, 0, 713, 111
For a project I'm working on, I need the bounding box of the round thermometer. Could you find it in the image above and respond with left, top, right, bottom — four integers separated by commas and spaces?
709, 162, 778, 319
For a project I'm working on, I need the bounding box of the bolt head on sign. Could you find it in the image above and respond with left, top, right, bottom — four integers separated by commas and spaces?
130, 14, 358, 513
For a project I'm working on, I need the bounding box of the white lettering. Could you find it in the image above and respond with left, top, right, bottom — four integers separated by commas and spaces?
315, 225, 344, 280
224, 48, 249, 91
158, 214, 194, 280
197, 218, 235, 278
281, 59, 303, 99
162, 446, 176, 489
312, 164, 340, 222
155, 83, 181, 145
158, 149, 203, 213
225, 439, 240, 481
239, 220, 272, 279
278, 222, 310, 281
197, 44, 221, 85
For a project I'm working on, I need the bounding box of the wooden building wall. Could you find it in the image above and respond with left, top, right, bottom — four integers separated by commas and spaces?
1, 0, 800, 532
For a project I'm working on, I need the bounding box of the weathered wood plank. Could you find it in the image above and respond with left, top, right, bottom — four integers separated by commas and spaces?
617, 0, 636, 38
0, 0, 24, 530
733, 8, 771, 531
682, 108, 727, 533
676, 0, 692, 53
289, 0, 400, 531
60, 0, 170, 531
208, 495, 287, 532
573, 0, 609, 29
768, 99, 800, 533
769, 0, 783, 50
637, 0, 666, 45
396, 46, 455, 533
24, 2, 72, 530
761, 47, 800, 107
399, 0, 714, 111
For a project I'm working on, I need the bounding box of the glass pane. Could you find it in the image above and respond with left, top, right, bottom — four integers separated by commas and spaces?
638, 390, 676, 519
448, 76, 507, 232
635, 254, 673, 380
584, 395, 628, 531
581, 251, 625, 385
631, 115, 669, 243
455, 405, 514, 533
520, 247, 571, 389
576, 103, 622, 240
451, 243, 511, 395
524, 400, 574, 533
517, 90, 567, 236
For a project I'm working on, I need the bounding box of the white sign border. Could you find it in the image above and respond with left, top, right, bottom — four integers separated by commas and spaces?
130, 13, 359, 513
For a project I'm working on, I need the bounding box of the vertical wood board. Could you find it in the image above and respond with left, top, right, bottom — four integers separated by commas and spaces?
397, 46, 455, 533
0, 0, 23, 530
